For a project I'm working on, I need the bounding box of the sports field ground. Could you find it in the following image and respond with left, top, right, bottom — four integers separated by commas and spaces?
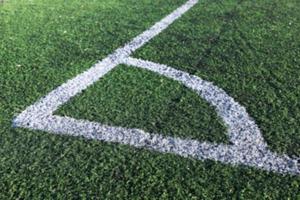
1, 0, 300, 199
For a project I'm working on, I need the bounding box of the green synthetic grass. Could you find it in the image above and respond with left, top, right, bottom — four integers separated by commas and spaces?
1, 0, 300, 199
57, 65, 228, 144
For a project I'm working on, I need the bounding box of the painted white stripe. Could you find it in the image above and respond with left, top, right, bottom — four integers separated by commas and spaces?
13, 0, 299, 175
124, 57, 264, 147
13, 0, 198, 121
14, 104, 299, 175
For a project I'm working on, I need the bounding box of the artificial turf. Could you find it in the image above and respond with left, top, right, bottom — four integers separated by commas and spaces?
57, 65, 228, 144
1, 0, 300, 199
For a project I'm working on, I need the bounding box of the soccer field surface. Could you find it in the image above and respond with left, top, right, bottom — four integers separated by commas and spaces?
1, 0, 300, 199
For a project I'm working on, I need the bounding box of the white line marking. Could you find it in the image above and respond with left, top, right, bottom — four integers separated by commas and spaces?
12, 0, 198, 120
13, 0, 299, 175
123, 57, 299, 175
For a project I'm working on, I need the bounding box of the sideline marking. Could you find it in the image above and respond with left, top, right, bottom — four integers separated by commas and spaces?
13, 0, 299, 175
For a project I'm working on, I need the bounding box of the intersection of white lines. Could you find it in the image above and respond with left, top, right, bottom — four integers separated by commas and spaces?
13, 0, 299, 175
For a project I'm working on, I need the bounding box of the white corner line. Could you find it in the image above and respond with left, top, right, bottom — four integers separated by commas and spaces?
12, 0, 199, 122
12, 0, 299, 175
122, 57, 299, 175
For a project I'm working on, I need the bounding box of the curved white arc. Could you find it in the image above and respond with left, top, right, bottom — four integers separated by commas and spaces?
124, 57, 263, 146
123, 57, 299, 175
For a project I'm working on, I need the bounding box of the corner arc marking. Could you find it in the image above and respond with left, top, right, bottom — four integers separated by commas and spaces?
13, 0, 299, 175
123, 57, 299, 175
